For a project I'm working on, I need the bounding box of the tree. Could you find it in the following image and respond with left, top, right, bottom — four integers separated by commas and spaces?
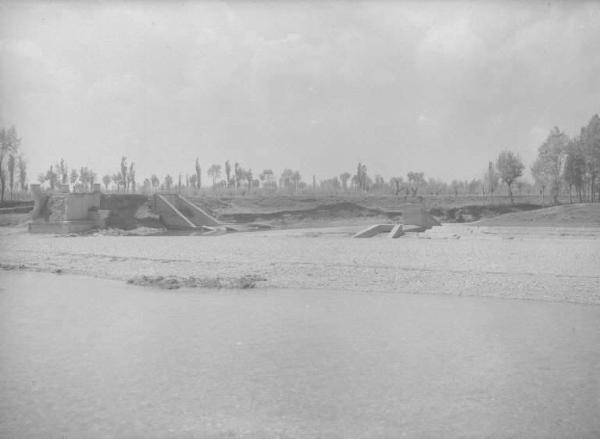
225, 160, 232, 188
390, 177, 403, 196
17, 154, 27, 191
531, 127, 568, 205
89, 170, 97, 189
354, 162, 368, 191
120, 156, 128, 191
164, 174, 173, 191
46, 165, 58, 190
112, 173, 122, 192
234, 162, 243, 191
151, 174, 160, 192
291, 171, 302, 193
531, 157, 551, 204
495, 150, 524, 204
58, 159, 68, 185
450, 180, 461, 198
7, 154, 15, 199
208, 164, 221, 188
102, 174, 111, 191
0, 128, 7, 201
407, 172, 425, 197
339, 172, 351, 191
195, 158, 202, 189
279, 169, 294, 191
0, 126, 20, 202
65, 172, 75, 191
142, 178, 152, 194
320, 176, 341, 192
245, 169, 253, 193
128, 162, 136, 192
581, 114, 600, 201
484, 161, 499, 199
79, 167, 90, 191
467, 178, 482, 195
563, 136, 586, 202
372, 175, 385, 192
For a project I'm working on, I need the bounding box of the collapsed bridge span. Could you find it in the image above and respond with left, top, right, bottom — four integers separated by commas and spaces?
153, 194, 221, 230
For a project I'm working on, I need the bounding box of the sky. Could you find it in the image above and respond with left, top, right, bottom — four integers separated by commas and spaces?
1, 0, 600, 184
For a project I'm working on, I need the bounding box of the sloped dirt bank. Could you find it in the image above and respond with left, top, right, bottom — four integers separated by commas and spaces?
219, 201, 402, 226
476, 203, 600, 227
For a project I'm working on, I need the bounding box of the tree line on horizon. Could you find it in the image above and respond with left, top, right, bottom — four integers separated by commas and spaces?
6, 113, 600, 205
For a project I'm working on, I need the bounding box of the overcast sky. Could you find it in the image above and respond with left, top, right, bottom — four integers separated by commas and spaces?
1, 1, 599, 183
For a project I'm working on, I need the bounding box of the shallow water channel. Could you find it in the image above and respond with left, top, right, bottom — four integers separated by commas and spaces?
1, 272, 598, 438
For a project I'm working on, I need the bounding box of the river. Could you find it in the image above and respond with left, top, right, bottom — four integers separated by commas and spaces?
1, 271, 598, 438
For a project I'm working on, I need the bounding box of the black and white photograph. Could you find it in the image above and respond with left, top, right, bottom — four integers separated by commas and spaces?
1, 1, 599, 437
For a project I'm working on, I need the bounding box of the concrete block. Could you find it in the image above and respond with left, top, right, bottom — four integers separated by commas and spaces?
401, 206, 440, 229
388, 224, 404, 238
353, 224, 394, 238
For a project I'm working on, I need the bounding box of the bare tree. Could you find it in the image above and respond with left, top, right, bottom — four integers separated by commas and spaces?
46, 165, 58, 190
292, 171, 302, 193
246, 169, 253, 194
339, 172, 351, 191
70, 169, 78, 187
195, 158, 202, 189
128, 162, 136, 192
58, 159, 68, 185
151, 174, 160, 192
390, 177, 403, 196
164, 174, 173, 191
354, 163, 368, 191
225, 161, 231, 188
234, 162, 242, 191
407, 172, 425, 197
208, 164, 221, 188
120, 156, 128, 191
279, 169, 294, 191
484, 161, 499, 200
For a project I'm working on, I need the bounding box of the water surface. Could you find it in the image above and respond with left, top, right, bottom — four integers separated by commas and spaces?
1, 272, 598, 438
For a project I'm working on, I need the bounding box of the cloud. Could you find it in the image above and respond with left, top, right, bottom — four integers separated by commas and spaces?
1, 1, 599, 182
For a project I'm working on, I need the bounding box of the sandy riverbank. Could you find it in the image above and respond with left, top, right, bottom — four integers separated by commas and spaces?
1, 221, 599, 305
